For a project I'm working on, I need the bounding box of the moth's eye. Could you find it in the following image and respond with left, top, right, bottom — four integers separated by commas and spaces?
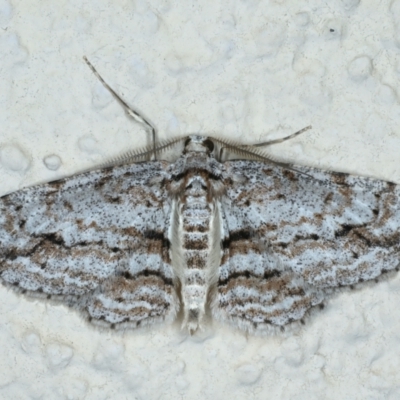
184, 138, 191, 147
203, 139, 214, 152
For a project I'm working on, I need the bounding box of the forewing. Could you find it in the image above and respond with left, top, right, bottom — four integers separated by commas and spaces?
213, 160, 400, 333
0, 162, 178, 329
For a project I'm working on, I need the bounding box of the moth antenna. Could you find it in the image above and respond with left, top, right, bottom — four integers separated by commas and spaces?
217, 126, 311, 162
83, 56, 158, 160
251, 125, 312, 147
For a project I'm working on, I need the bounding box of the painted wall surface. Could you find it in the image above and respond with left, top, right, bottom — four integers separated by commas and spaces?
1, 1, 400, 399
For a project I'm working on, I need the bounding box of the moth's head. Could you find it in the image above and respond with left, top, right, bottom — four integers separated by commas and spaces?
183, 136, 215, 155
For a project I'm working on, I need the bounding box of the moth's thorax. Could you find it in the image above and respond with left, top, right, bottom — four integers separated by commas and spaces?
167, 147, 222, 191
183, 135, 215, 155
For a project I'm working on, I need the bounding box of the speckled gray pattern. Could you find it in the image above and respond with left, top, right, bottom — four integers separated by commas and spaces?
215, 161, 400, 333
2, 0, 400, 398
2, 136, 399, 339
0, 161, 179, 329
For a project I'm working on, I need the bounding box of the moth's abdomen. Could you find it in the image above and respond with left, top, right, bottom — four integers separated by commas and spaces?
179, 178, 214, 332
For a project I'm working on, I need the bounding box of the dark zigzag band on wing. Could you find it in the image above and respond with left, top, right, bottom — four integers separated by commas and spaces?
223, 161, 400, 283
215, 278, 320, 332
210, 159, 400, 333
0, 161, 179, 329
84, 272, 178, 330
212, 223, 323, 332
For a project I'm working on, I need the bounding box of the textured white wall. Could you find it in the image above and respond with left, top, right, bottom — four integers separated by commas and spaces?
1, 0, 400, 399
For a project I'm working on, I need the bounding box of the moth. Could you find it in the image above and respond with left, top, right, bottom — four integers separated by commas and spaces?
1, 58, 399, 335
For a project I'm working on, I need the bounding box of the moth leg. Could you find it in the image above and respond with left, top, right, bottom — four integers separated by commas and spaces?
83, 56, 157, 160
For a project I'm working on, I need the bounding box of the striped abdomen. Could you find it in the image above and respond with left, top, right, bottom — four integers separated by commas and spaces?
178, 173, 216, 332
